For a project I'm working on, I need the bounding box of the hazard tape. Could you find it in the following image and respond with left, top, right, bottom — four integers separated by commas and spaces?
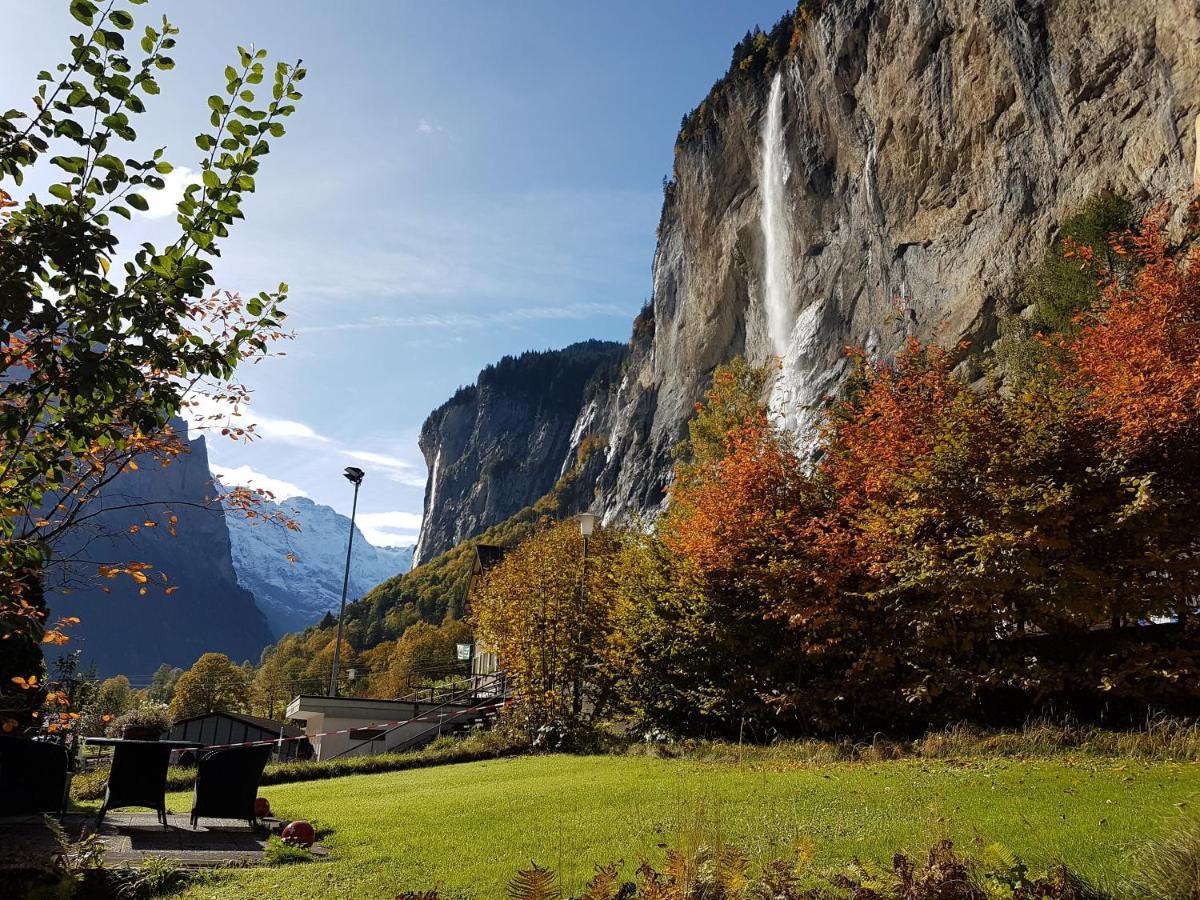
196, 699, 512, 751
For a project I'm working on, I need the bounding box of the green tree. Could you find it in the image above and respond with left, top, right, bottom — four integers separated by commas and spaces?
145, 663, 183, 705
0, 0, 304, 731
168, 652, 251, 720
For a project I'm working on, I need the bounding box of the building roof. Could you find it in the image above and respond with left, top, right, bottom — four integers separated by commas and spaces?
170, 710, 305, 739
473, 544, 508, 573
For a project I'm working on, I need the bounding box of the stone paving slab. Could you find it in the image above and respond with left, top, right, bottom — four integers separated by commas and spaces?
0, 812, 326, 868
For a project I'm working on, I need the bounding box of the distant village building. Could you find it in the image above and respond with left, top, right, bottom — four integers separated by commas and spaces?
283, 543, 513, 761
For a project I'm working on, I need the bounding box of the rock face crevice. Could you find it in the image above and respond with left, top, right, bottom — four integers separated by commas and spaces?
414, 0, 1200, 552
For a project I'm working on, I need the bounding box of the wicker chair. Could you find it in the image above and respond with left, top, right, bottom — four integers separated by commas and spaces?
0, 735, 69, 816
94, 740, 173, 827
189, 745, 272, 829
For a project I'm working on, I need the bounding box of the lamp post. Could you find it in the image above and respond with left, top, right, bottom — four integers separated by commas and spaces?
573, 513, 598, 715
329, 466, 365, 698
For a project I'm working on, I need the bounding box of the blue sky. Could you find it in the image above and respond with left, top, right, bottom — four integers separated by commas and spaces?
4, 1, 794, 546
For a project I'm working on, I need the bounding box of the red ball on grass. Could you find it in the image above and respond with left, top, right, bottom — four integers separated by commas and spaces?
254, 797, 271, 818
281, 820, 315, 847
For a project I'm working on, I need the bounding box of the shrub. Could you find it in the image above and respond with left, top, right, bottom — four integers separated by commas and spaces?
105, 706, 172, 738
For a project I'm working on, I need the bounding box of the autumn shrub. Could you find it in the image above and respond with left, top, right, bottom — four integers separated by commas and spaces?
393, 839, 1095, 900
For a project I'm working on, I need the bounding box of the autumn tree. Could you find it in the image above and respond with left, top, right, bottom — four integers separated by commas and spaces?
366, 618, 472, 699
471, 519, 620, 738
647, 359, 827, 734
168, 652, 251, 720
1, 0, 304, 731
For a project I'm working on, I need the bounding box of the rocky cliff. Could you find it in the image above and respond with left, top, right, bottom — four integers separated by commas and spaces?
223, 494, 413, 637
581, 0, 1200, 523
415, 0, 1200, 547
413, 340, 623, 563
43, 422, 275, 677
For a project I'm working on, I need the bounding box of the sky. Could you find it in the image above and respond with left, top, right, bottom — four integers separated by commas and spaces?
3, 0, 794, 547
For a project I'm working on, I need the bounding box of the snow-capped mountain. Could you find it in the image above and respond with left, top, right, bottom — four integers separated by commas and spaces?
222, 492, 414, 637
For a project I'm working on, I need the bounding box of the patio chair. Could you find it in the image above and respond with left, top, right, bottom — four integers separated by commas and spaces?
94, 740, 173, 827
0, 735, 69, 816
189, 745, 272, 829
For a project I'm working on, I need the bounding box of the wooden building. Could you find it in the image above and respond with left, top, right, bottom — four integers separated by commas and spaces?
166, 711, 312, 762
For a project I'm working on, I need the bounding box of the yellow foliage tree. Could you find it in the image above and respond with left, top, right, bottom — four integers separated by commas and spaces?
471, 519, 619, 736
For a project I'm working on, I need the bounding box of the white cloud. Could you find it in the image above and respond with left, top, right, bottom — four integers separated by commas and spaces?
140, 165, 197, 219
303, 301, 632, 333
183, 396, 332, 448
343, 449, 427, 488
210, 463, 307, 500
416, 119, 444, 135
256, 417, 332, 445
357, 511, 423, 547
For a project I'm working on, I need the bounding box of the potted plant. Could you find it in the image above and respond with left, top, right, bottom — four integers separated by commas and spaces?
108, 706, 172, 741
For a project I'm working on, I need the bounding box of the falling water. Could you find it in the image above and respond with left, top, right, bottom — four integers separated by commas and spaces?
759, 70, 795, 359
759, 69, 831, 447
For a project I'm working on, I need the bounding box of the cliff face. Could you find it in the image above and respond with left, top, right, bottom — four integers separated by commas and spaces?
579, 0, 1200, 523
414, 0, 1200, 547
224, 494, 413, 637
43, 422, 275, 677
413, 340, 624, 564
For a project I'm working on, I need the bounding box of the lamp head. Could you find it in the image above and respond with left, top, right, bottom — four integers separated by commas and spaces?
343, 466, 365, 485
576, 512, 598, 538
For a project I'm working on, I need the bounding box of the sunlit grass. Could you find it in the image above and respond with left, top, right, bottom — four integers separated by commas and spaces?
165, 751, 1200, 899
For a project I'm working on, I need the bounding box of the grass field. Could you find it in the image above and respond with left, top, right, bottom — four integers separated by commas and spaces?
167, 751, 1200, 900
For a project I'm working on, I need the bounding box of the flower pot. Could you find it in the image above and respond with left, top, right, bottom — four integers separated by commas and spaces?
122, 725, 163, 741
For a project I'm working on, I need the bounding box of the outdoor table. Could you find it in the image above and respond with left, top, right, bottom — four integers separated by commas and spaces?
85, 737, 205, 827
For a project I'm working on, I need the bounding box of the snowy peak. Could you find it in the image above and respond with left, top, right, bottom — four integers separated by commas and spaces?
222, 491, 413, 637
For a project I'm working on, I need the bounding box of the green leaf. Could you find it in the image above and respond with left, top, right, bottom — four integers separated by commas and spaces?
207, 95, 223, 112
94, 154, 124, 173
109, 9, 134, 29
155, 161, 173, 174
155, 56, 175, 71
201, 169, 220, 189
51, 155, 87, 174
49, 183, 73, 202
126, 193, 148, 211
70, 0, 95, 26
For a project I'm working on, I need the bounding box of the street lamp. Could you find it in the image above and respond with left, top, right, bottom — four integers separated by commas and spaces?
329, 466, 365, 698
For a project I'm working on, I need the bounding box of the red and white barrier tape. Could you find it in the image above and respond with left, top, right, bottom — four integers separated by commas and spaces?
196, 699, 512, 751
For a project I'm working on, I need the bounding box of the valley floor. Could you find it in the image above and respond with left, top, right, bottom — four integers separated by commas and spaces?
169, 751, 1200, 899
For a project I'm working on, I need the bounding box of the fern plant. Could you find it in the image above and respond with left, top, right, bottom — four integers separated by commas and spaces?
508, 862, 561, 900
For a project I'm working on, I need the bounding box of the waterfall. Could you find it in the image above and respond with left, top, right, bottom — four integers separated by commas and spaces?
759, 70, 795, 359
759, 69, 831, 449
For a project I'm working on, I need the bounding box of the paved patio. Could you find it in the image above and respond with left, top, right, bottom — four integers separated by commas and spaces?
0, 812, 327, 868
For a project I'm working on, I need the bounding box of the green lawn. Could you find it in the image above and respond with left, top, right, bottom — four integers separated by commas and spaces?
170, 753, 1200, 899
